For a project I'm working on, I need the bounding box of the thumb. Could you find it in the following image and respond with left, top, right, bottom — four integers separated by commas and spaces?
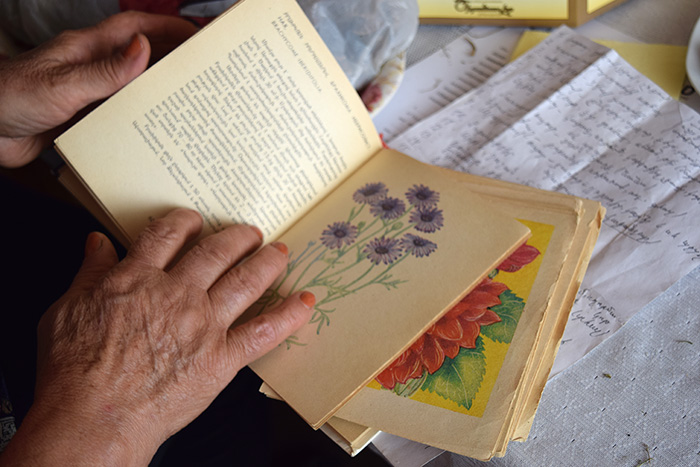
73, 34, 151, 105
71, 232, 120, 291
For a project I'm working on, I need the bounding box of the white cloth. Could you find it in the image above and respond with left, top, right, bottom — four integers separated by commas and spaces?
430, 264, 700, 466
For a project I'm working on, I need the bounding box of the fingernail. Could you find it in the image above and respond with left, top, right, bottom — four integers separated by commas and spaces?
122, 35, 143, 59
84, 232, 103, 256
250, 225, 264, 240
300, 291, 316, 308
271, 242, 288, 256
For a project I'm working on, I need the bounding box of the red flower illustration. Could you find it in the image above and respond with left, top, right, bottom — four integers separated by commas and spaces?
376, 242, 541, 390
497, 243, 540, 273
376, 277, 507, 390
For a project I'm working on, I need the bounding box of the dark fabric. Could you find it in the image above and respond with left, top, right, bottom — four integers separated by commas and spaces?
0, 369, 17, 453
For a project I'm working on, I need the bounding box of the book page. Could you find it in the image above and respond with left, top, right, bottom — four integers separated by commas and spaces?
316, 176, 601, 460
389, 27, 700, 373
336, 195, 584, 460
55, 0, 381, 243
249, 149, 530, 428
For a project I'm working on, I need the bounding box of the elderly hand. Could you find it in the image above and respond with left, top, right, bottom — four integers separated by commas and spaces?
0, 12, 198, 168
1, 209, 313, 465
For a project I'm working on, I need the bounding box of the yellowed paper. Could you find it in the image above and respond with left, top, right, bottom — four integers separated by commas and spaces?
259, 382, 379, 456
508, 199, 603, 442
258, 174, 603, 459
55, 0, 381, 244
320, 418, 380, 456
250, 149, 530, 428
511, 30, 688, 99
418, 0, 568, 20
335, 174, 602, 460
57, 167, 131, 247
587, 0, 617, 13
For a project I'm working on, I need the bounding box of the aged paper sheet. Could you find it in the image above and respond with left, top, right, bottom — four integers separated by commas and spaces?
250, 149, 529, 428
336, 181, 597, 459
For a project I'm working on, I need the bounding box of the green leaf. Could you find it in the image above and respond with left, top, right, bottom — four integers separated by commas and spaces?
283, 335, 307, 350
422, 338, 486, 409
379, 278, 407, 290
309, 307, 335, 334
480, 289, 525, 344
391, 371, 427, 397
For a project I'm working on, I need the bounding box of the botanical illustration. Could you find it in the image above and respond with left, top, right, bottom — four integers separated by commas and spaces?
257, 182, 444, 344
370, 221, 549, 417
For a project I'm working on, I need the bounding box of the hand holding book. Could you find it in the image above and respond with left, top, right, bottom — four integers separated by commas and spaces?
0, 12, 197, 169
2, 209, 314, 464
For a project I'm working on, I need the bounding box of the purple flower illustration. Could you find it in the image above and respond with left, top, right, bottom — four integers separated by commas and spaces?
401, 234, 437, 258
370, 197, 406, 220
353, 182, 388, 204
320, 222, 358, 249
406, 184, 439, 208
410, 207, 444, 233
364, 237, 402, 265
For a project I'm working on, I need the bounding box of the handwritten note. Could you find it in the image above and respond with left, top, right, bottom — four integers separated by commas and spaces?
390, 27, 700, 373
372, 27, 524, 141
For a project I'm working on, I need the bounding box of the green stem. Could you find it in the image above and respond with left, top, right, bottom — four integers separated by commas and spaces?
390, 222, 416, 239
353, 217, 382, 246
315, 254, 410, 308
345, 263, 377, 288
289, 246, 327, 293
350, 254, 409, 294
348, 204, 365, 222
310, 254, 366, 285
289, 242, 317, 271
313, 264, 376, 308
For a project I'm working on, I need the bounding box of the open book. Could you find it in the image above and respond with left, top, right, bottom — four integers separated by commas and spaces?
54, 0, 530, 431
262, 171, 604, 460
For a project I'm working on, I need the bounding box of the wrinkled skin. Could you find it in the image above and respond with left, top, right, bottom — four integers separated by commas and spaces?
0, 13, 314, 465
0, 11, 198, 168
2, 209, 313, 465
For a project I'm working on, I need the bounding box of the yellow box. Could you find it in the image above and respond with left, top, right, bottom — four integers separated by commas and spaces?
418, 0, 629, 27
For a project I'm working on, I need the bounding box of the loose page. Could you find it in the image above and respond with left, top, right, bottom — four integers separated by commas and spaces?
55, 0, 381, 243
336, 189, 586, 460
511, 30, 688, 98
249, 149, 530, 428
260, 173, 602, 459
389, 27, 700, 373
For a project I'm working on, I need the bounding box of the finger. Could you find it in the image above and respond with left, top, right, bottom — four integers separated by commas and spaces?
65, 33, 151, 110
62, 11, 197, 62
70, 232, 119, 291
208, 242, 291, 323
55, 12, 198, 110
225, 291, 315, 370
169, 224, 263, 289
0, 135, 46, 169
97, 11, 198, 54
126, 208, 203, 270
